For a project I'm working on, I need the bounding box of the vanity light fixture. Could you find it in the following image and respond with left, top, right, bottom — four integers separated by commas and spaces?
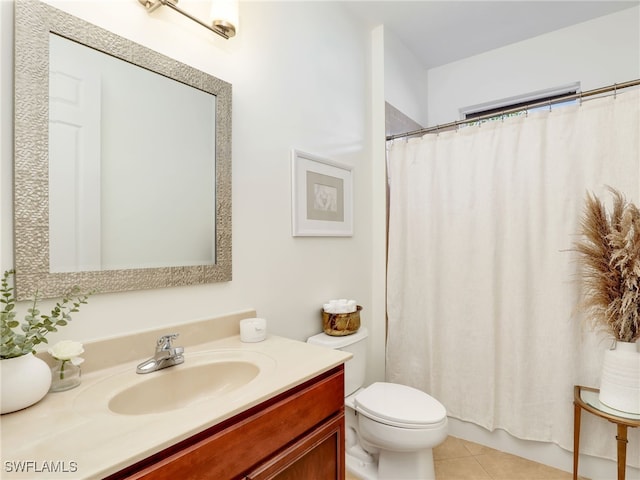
138, 0, 237, 39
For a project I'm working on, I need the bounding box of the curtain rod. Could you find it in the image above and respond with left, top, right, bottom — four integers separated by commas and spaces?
386, 79, 640, 141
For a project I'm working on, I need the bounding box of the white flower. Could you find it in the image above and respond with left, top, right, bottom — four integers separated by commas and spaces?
48, 340, 84, 363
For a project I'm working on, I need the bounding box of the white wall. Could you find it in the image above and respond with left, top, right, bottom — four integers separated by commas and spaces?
384, 29, 429, 127
369, 24, 388, 388
0, 0, 386, 383
427, 6, 640, 126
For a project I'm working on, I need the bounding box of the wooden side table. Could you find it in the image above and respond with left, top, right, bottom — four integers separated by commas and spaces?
573, 385, 640, 480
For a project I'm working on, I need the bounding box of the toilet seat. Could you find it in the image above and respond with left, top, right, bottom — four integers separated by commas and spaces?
355, 382, 447, 429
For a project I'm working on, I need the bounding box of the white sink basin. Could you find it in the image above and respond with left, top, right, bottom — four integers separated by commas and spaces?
74, 350, 276, 416
109, 360, 259, 415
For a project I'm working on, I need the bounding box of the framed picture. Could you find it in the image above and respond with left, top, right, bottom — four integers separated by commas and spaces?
291, 149, 353, 237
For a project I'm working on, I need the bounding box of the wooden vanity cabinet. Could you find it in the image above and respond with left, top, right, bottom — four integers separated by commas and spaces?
107, 365, 345, 480
245, 413, 343, 479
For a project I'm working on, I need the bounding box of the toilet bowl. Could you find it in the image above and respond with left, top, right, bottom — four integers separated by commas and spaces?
307, 329, 448, 480
353, 382, 448, 479
356, 382, 448, 451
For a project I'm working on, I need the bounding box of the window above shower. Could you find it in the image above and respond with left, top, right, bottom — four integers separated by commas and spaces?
460, 82, 580, 127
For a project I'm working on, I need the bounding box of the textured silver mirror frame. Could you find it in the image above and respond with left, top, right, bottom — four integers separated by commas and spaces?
13, 0, 232, 300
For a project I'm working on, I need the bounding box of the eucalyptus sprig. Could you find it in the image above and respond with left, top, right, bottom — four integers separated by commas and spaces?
1, 270, 92, 359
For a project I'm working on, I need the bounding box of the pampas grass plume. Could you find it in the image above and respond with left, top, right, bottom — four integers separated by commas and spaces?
574, 187, 640, 342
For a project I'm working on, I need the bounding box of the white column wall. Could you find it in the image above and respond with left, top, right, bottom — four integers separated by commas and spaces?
384, 29, 429, 127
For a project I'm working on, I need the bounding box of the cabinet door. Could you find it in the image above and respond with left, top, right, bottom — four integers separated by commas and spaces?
246, 413, 345, 480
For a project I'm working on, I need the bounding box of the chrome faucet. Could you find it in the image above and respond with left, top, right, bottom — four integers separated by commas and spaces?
136, 333, 184, 374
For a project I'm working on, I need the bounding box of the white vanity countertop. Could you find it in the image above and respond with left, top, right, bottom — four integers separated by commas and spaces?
0, 323, 350, 479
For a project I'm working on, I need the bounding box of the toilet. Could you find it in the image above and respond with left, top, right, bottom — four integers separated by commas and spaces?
307, 328, 448, 480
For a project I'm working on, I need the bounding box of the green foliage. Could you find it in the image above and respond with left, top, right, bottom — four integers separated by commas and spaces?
1, 270, 91, 359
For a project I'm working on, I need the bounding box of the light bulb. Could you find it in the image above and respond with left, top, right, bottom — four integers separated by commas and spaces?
210, 0, 238, 37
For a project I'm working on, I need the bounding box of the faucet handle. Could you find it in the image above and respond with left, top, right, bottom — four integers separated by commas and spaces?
156, 333, 179, 350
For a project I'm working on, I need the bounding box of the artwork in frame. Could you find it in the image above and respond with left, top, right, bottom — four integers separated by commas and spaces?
291, 149, 353, 237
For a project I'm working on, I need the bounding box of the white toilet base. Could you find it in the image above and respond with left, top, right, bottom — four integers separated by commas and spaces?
344, 400, 442, 480
346, 446, 436, 480
346, 449, 377, 480
378, 448, 435, 480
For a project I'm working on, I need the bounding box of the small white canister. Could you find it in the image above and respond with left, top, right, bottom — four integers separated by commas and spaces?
240, 318, 267, 343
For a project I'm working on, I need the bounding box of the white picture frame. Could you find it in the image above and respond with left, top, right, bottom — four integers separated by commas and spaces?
291, 149, 353, 237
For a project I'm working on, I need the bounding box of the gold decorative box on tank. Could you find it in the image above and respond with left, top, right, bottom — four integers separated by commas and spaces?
321, 299, 361, 336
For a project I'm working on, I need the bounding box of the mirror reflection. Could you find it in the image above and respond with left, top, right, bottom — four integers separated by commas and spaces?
49, 34, 216, 273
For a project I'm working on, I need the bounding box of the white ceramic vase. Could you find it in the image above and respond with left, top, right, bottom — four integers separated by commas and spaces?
0, 354, 52, 414
599, 341, 640, 414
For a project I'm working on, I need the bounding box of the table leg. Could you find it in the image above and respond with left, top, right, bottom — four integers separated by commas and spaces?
616, 424, 628, 480
573, 402, 581, 480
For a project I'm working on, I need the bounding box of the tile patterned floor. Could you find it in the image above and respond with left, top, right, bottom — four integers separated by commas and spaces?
346, 436, 587, 480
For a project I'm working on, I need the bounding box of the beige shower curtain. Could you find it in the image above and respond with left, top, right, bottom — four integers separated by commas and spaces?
386, 89, 640, 466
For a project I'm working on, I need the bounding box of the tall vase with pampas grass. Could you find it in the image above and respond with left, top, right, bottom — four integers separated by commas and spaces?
574, 187, 640, 414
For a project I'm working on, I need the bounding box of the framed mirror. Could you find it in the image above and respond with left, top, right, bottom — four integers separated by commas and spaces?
13, 0, 232, 300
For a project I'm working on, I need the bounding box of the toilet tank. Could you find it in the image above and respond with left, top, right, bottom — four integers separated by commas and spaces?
307, 327, 368, 396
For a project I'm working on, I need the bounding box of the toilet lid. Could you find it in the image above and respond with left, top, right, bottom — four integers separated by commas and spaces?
354, 382, 446, 429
